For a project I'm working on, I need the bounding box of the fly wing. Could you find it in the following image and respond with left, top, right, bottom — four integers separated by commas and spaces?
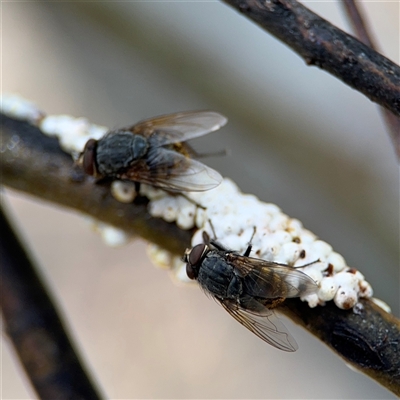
130, 111, 227, 144
121, 147, 222, 191
226, 254, 318, 299
218, 298, 298, 352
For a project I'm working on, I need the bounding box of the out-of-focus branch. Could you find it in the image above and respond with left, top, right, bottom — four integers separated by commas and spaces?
1, 114, 399, 396
341, 0, 400, 158
220, 0, 400, 120
0, 205, 103, 399
341, 0, 376, 49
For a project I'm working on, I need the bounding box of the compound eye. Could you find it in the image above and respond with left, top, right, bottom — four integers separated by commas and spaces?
185, 244, 207, 280
82, 139, 97, 176
186, 263, 196, 280
189, 244, 206, 267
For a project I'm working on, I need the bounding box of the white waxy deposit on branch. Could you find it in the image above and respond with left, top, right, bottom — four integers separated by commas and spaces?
1, 95, 377, 311
142, 178, 374, 310
86, 218, 132, 248
40, 115, 107, 154
110, 181, 137, 204
1, 94, 45, 124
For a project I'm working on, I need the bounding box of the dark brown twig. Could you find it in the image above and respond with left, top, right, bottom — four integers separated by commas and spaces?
220, 0, 400, 119
284, 299, 400, 395
0, 205, 103, 399
1, 114, 399, 395
341, 0, 400, 157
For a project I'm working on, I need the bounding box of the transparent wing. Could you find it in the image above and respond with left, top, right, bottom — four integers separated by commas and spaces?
226, 254, 318, 299
120, 147, 222, 191
130, 110, 227, 144
218, 298, 298, 352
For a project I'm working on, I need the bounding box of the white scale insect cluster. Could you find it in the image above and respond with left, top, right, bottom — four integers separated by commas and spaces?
2, 95, 378, 311
144, 179, 374, 310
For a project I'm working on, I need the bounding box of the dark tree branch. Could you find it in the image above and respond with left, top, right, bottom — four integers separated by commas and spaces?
284, 299, 400, 395
220, 0, 400, 120
340, 0, 400, 157
0, 205, 103, 399
1, 114, 399, 395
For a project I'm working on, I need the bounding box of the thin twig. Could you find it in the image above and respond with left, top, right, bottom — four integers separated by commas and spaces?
220, 0, 400, 119
1, 114, 399, 395
0, 205, 103, 399
341, 0, 400, 157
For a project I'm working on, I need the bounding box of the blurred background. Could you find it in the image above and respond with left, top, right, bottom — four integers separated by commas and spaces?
2, 1, 398, 398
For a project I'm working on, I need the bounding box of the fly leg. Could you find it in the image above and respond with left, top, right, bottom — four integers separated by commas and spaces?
243, 226, 256, 257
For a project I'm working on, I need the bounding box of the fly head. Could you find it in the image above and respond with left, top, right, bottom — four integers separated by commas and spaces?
184, 243, 210, 280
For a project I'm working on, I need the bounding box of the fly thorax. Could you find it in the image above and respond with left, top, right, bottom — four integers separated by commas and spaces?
96, 132, 148, 175
226, 274, 242, 299
197, 253, 236, 298
130, 135, 148, 160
